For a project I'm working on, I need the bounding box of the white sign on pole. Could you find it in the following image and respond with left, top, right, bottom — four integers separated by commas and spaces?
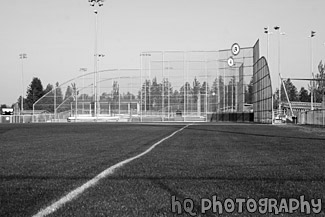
227, 57, 234, 67
231, 43, 240, 56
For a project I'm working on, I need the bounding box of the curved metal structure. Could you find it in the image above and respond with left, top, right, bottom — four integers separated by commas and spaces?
253, 56, 273, 123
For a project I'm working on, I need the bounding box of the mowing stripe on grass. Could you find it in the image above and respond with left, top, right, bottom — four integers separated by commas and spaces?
32, 124, 190, 217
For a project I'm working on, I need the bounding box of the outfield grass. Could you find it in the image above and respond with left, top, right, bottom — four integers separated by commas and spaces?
1, 123, 325, 216
0, 123, 183, 217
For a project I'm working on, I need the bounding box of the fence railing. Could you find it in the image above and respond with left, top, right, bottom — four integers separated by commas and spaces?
296, 109, 325, 126
0, 114, 57, 123
0, 111, 208, 123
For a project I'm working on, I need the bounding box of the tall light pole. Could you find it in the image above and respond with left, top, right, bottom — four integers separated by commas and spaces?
274, 26, 285, 115
139, 53, 151, 120
19, 53, 27, 123
162, 52, 165, 119
140, 54, 143, 121
97, 54, 105, 114
89, 0, 104, 119
320, 43, 325, 108
183, 52, 186, 116
309, 31, 316, 110
264, 27, 272, 62
80, 68, 87, 114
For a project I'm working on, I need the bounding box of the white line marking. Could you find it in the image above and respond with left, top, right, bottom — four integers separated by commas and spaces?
32, 124, 190, 217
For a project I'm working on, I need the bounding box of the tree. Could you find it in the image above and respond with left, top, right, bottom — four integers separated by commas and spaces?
298, 87, 310, 102
314, 88, 323, 103
226, 78, 235, 109
64, 85, 73, 100
317, 61, 325, 89
276, 78, 298, 102
210, 78, 219, 111
273, 79, 299, 109
245, 77, 254, 104
42, 83, 54, 112
284, 79, 298, 101
218, 75, 225, 110
55, 82, 63, 106
180, 82, 191, 111
200, 81, 209, 112
25, 77, 44, 110
192, 77, 201, 104
171, 89, 181, 106
100, 92, 110, 101
150, 77, 162, 110
44, 84, 53, 94
123, 92, 135, 101
17, 96, 27, 110
56, 85, 74, 112
162, 78, 172, 110
112, 80, 119, 111
314, 60, 325, 103
71, 83, 78, 99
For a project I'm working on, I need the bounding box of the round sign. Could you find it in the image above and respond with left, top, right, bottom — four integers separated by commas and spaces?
231, 43, 240, 56
227, 57, 234, 67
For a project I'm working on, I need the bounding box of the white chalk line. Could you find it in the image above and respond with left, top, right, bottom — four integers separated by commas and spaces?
32, 124, 190, 217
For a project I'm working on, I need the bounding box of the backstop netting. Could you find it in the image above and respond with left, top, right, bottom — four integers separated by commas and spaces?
33, 69, 141, 122
32, 40, 274, 123
140, 48, 254, 121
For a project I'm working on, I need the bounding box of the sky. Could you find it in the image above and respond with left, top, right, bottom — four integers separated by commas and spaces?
1, 0, 325, 105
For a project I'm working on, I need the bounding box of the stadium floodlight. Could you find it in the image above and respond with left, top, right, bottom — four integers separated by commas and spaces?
273, 26, 285, 114
89, 0, 104, 7
310, 31, 316, 38
19, 53, 27, 123
263, 27, 272, 61
89, 0, 104, 119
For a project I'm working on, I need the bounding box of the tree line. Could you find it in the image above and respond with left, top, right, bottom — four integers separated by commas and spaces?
16, 78, 75, 112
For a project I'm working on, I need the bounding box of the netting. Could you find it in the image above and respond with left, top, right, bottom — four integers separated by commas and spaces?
33, 69, 141, 121
32, 46, 257, 122
140, 48, 254, 121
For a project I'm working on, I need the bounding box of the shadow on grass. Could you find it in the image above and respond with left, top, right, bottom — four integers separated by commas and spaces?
186, 125, 325, 141
104, 175, 325, 182
2, 172, 325, 182
0, 175, 91, 181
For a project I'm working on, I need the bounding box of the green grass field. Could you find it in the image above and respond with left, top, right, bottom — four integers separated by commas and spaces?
1, 123, 325, 216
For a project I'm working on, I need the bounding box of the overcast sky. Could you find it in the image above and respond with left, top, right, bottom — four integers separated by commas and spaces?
1, 0, 324, 105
